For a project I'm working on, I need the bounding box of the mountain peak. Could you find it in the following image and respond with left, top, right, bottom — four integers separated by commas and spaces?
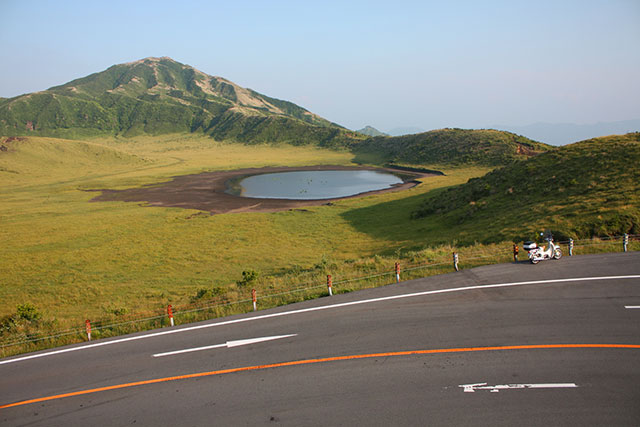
0, 57, 357, 146
357, 125, 388, 137
83, 57, 298, 117
124, 56, 176, 65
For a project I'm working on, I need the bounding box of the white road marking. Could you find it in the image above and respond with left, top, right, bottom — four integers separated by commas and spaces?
460, 382, 578, 393
152, 334, 297, 357
1, 274, 639, 366
625, 305, 640, 309
153, 343, 226, 357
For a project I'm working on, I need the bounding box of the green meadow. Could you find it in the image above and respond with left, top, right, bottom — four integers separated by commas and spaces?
2, 132, 638, 355
0, 135, 488, 333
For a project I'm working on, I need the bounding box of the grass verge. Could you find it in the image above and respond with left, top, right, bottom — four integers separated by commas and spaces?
2, 238, 636, 358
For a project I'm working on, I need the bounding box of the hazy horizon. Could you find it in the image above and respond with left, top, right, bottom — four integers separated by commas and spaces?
1, 0, 638, 135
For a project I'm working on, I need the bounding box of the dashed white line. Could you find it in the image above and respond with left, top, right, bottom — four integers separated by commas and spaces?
625, 305, 640, 309
1, 274, 639, 366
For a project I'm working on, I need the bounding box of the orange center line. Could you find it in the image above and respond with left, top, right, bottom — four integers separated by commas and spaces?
2, 343, 639, 410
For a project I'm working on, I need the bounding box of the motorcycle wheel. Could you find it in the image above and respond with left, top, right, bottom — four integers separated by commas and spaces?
530, 257, 539, 264
554, 248, 563, 259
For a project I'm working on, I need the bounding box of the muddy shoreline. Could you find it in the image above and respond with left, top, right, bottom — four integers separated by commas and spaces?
90, 165, 437, 214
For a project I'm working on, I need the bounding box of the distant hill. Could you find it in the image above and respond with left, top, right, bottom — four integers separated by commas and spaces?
495, 119, 640, 146
0, 57, 360, 147
356, 125, 388, 137
353, 128, 552, 167
412, 133, 640, 243
388, 126, 425, 136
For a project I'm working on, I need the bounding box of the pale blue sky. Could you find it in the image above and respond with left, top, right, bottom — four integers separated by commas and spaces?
1, 0, 638, 132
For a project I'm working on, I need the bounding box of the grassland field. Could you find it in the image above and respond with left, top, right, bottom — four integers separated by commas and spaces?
0, 134, 494, 331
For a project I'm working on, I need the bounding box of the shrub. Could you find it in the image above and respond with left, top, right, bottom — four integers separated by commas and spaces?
236, 270, 259, 287
314, 254, 337, 272
192, 286, 227, 301
16, 303, 42, 322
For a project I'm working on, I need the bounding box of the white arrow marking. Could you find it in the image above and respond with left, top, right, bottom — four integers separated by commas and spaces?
460, 382, 578, 393
152, 334, 297, 357
226, 335, 297, 348
625, 306, 640, 309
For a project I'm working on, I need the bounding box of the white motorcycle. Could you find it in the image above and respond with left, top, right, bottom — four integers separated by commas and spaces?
524, 235, 563, 264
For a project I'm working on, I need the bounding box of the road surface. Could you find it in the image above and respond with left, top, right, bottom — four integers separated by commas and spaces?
1, 252, 639, 426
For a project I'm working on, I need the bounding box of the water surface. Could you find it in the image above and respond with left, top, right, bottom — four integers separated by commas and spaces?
229, 170, 403, 200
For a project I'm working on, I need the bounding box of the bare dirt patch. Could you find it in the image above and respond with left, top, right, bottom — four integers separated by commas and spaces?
0, 136, 26, 152
516, 143, 539, 156
90, 165, 435, 214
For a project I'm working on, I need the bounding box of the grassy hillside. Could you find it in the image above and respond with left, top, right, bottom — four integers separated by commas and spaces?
0, 136, 148, 184
2, 131, 635, 354
0, 57, 362, 147
353, 128, 551, 167
411, 133, 640, 242
0, 134, 488, 331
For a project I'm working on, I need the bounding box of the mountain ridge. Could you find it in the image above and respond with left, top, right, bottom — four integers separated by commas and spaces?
412, 132, 640, 242
354, 128, 552, 167
0, 57, 359, 147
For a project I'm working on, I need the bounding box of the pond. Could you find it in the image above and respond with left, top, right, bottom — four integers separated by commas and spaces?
227, 169, 404, 200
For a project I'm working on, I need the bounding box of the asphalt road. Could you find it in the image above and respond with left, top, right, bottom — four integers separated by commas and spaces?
1, 252, 639, 426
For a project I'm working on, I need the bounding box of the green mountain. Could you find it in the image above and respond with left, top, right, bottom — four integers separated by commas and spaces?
0, 57, 360, 147
353, 128, 551, 167
356, 125, 388, 137
412, 133, 640, 242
